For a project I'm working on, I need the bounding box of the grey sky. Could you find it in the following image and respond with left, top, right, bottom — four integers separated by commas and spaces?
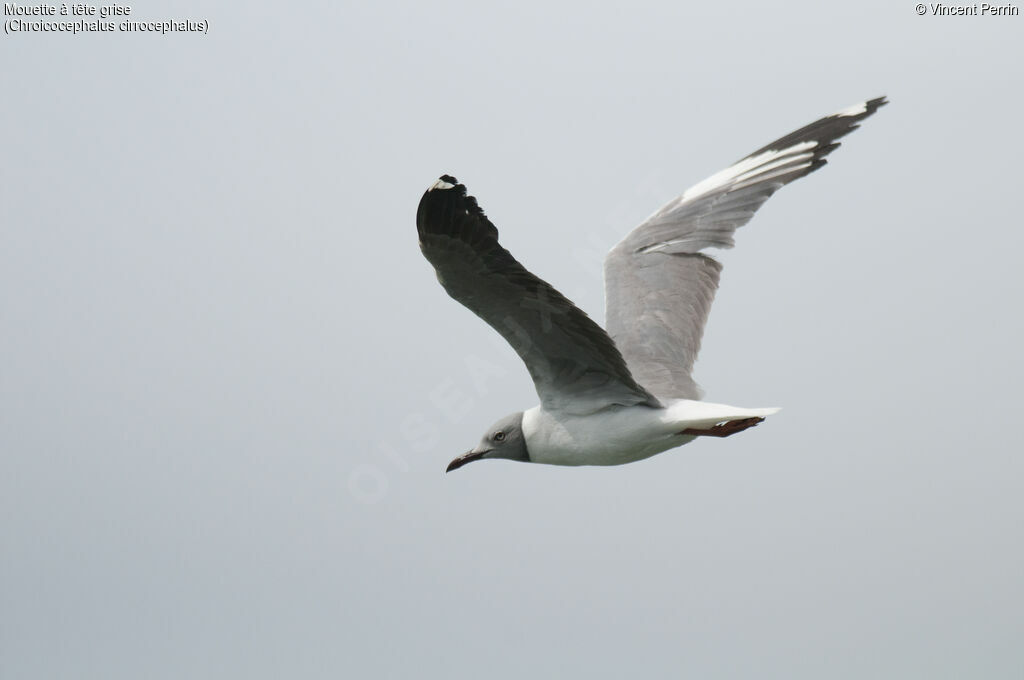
2, 1, 1022, 678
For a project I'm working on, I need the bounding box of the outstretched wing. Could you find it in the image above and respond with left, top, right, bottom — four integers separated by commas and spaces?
605, 97, 888, 400
418, 175, 658, 415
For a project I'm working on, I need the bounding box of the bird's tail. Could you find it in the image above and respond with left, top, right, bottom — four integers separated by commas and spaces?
667, 400, 781, 430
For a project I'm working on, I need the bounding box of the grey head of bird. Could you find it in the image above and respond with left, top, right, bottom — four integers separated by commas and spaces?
446, 411, 529, 473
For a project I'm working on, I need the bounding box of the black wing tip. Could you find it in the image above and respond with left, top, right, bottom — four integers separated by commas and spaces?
833, 95, 888, 125
419, 174, 468, 211
745, 95, 888, 160
865, 95, 889, 113
417, 173, 498, 241
423, 173, 487, 216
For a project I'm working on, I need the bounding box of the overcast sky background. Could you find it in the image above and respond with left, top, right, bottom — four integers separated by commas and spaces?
3, 1, 1023, 678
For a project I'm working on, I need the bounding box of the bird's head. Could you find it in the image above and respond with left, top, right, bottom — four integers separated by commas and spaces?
446, 411, 529, 472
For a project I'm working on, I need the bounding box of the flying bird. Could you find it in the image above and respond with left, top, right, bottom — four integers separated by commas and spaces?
417, 97, 887, 472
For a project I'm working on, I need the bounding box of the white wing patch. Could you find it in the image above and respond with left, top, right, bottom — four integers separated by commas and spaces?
429, 178, 455, 191
679, 140, 818, 203
836, 101, 868, 117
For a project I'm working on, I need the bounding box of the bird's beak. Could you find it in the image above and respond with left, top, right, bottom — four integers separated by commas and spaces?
446, 449, 490, 473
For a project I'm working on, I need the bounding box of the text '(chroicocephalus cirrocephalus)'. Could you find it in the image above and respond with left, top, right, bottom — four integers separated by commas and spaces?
417, 97, 887, 472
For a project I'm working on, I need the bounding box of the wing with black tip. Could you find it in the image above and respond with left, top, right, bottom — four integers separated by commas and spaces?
417, 175, 658, 415
605, 97, 888, 399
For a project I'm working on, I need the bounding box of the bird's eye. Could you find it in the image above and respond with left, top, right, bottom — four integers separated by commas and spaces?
493, 431, 506, 442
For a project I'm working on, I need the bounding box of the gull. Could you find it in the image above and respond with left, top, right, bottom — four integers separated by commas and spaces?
417, 97, 887, 472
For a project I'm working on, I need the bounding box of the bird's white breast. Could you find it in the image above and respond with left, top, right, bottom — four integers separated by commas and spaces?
520, 399, 781, 466
521, 404, 693, 466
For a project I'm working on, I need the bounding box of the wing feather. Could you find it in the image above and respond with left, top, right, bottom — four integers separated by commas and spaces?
418, 176, 658, 414
605, 97, 888, 399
